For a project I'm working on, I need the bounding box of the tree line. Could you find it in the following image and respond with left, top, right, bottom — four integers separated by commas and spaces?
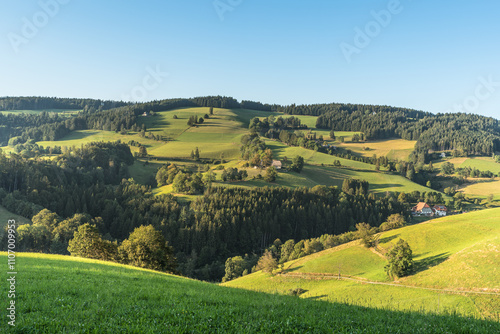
316, 109, 499, 161
3, 96, 498, 162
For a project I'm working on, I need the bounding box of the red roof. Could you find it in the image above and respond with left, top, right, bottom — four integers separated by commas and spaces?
433, 205, 447, 211
413, 202, 431, 211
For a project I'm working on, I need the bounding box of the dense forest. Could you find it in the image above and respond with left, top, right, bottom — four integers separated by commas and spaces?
0, 96, 129, 111
0, 141, 407, 281
316, 108, 499, 160
2, 96, 499, 160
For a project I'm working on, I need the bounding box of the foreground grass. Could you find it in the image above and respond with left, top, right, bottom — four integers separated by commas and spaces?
1, 253, 498, 333
226, 209, 500, 321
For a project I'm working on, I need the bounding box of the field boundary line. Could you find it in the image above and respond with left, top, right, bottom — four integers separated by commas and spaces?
279, 272, 500, 296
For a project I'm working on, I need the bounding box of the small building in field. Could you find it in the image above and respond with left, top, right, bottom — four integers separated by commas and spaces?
433, 205, 448, 216
440, 152, 447, 158
141, 112, 149, 117
412, 202, 434, 216
271, 160, 282, 169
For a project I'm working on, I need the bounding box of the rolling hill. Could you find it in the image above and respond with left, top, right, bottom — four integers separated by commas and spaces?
0, 252, 498, 333
24, 107, 443, 199
223, 209, 500, 321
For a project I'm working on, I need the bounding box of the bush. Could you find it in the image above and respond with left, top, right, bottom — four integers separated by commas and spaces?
356, 222, 376, 248
264, 166, 278, 182
68, 224, 117, 261
288, 288, 307, 296
256, 250, 277, 274
385, 239, 414, 279
379, 214, 405, 232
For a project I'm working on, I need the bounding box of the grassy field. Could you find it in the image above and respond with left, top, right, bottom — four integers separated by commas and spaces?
36, 130, 163, 155
225, 209, 500, 321
0, 253, 498, 333
460, 179, 500, 201
452, 157, 500, 174
434, 157, 500, 174
430, 157, 500, 200
338, 138, 417, 161
35, 107, 253, 160
6, 107, 450, 199
302, 165, 437, 195
266, 140, 377, 170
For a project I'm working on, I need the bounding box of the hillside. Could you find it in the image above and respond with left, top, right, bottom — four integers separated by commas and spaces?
224, 209, 500, 320
0, 253, 498, 333
23, 107, 442, 198
0, 205, 31, 239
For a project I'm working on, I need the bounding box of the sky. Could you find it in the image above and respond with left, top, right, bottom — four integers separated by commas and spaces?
0, 0, 499, 119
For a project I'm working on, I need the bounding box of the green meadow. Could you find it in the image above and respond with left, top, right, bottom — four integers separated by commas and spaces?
338, 138, 417, 161
5, 107, 450, 199
0, 253, 498, 333
225, 209, 500, 321
430, 157, 500, 200
434, 157, 500, 175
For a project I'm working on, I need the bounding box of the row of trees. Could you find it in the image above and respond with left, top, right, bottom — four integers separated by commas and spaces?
0, 96, 128, 111
69, 224, 177, 272
4, 96, 498, 162
222, 213, 409, 282
441, 161, 496, 178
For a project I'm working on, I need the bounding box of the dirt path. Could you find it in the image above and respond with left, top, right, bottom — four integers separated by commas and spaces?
279, 272, 500, 296
369, 247, 386, 259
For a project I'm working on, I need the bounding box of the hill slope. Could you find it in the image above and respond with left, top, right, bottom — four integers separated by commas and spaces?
0, 253, 498, 333
224, 209, 500, 320
29, 106, 439, 196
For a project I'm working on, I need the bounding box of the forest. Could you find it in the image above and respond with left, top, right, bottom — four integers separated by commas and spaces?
2, 96, 499, 161
315, 108, 499, 161
0, 141, 408, 281
1, 96, 499, 281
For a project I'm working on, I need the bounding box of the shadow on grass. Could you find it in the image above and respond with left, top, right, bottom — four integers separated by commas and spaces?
378, 234, 399, 244
139, 117, 170, 129
413, 252, 450, 274
307, 295, 327, 300
373, 183, 403, 189
282, 265, 304, 273
63, 131, 100, 140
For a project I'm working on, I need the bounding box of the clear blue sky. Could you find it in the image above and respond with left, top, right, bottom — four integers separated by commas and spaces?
1, 0, 499, 118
